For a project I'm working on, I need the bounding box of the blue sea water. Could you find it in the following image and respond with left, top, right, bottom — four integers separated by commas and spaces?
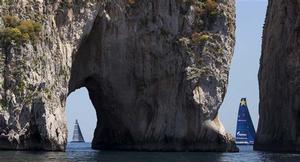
1, 143, 300, 162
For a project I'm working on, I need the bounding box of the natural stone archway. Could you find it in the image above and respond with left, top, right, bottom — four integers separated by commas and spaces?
0, 0, 236, 151
66, 87, 96, 142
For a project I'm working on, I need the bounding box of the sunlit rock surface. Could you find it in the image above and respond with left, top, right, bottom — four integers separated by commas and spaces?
0, 0, 236, 151
255, 0, 300, 152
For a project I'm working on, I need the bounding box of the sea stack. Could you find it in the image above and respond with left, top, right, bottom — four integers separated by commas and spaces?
0, 0, 236, 151
255, 0, 300, 152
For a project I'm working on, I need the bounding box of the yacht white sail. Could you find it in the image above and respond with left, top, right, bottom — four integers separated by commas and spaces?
71, 119, 85, 143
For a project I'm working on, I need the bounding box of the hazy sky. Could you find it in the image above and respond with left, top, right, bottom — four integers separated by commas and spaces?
66, 0, 268, 142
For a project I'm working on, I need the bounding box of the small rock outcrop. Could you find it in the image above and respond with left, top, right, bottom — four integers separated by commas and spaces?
0, 0, 236, 151
255, 0, 300, 152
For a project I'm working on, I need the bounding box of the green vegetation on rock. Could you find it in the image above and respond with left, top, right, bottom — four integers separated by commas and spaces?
205, 0, 218, 15
127, 0, 137, 5
191, 32, 210, 43
0, 98, 8, 111
0, 15, 42, 44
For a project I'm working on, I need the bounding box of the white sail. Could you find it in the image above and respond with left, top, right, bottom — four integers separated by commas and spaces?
71, 119, 85, 143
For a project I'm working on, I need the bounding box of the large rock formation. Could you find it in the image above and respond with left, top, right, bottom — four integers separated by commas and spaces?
0, 0, 236, 151
255, 0, 300, 152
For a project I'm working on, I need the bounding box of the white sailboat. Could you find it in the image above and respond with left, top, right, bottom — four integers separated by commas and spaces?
71, 119, 85, 143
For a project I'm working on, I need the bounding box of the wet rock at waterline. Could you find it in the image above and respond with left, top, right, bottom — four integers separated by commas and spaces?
255, 0, 300, 152
0, 0, 236, 151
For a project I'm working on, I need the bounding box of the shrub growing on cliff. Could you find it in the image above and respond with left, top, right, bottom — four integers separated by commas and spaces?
1, 28, 22, 42
0, 15, 42, 44
17, 20, 42, 42
191, 32, 210, 43
127, 0, 137, 5
3, 15, 19, 27
206, 0, 217, 14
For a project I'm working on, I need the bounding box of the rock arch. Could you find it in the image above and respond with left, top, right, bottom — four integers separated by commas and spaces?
0, 0, 236, 151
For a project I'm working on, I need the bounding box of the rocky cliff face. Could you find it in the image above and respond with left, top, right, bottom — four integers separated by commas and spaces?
255, 0, 300, 152
0, 0, 236, 151
0, 0, 100, 150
